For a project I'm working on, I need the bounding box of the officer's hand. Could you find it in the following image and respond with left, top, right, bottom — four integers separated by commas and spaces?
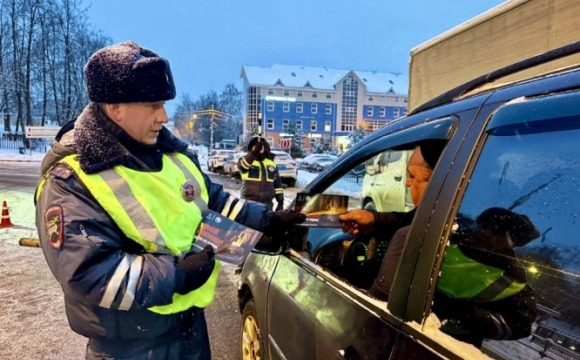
339, 209, 375, 235
176, 245, 216, 294
263, 210, 306, 238
251, 141, 263, 155
275, 194, 285, 211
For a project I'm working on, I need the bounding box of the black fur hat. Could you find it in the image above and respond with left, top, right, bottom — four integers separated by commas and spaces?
84, 41, 176, 103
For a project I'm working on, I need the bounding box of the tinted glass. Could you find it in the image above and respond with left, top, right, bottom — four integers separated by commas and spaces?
432, 114, 580, 358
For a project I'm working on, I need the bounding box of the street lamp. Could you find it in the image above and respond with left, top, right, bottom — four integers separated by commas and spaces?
190, 105, 231, 151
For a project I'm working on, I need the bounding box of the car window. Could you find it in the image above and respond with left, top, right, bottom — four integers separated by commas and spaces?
299, 143, 419, 292
428, 111, 580, 358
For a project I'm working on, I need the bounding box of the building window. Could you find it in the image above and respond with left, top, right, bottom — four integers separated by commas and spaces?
311, 104, 318, 114
296, 103, 303, 113
267, 119, 274, 129
326, 93, 331, 99
380, 107, 386, 117
310, 120, 317, 131
368, 96, 374, 101
267, 89, 273, 95
367, 107, 373, 117
341, 75, 358, 132
283, 119, 290, 130
297, 91, 303, 97
296, 120, 303, 130
267, 101, 274, 111
283, 90, 290, 97
283, 102, 290, 112
393, 108, 400, 117
312, 92, 318, 98
395, 97, 400, 102
324, 121, 331, 132
325, 104, 332, 115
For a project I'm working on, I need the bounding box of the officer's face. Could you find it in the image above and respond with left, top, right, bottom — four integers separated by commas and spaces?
405, 147, 433, 207
107, 101, 169, 145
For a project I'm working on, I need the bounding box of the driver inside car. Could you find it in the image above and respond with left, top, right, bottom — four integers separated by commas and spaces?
339, 140, 538, 347
339, 140, 446, 300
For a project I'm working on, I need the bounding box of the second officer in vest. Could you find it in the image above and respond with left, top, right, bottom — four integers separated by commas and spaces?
238, 137, 285, 211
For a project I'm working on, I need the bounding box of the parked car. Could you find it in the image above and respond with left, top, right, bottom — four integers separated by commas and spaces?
299, 154, 338, 172
223, 152, 244, 177
207, 149, 234, 172
360, 149, 414, 212
272, 150, 298, 187
237, 45, 580, 359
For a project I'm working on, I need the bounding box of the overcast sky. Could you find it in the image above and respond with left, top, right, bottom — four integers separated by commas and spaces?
86, 0, 505, 114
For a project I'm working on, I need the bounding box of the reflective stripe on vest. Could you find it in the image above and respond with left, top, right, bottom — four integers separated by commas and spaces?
240, 158, 277, 182
38, 153, 220, 313
436, 244, 526, 302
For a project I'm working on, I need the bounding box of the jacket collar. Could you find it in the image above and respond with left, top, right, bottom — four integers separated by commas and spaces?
71, 103, 188, 174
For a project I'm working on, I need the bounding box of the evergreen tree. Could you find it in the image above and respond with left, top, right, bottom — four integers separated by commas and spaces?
286, 123, 306, 158
346, 127, 367, 150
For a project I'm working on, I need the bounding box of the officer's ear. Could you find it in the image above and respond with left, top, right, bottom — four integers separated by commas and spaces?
102, 103, 124, 124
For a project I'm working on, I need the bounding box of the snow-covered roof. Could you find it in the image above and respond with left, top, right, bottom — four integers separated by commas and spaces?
241, 64, 408, 95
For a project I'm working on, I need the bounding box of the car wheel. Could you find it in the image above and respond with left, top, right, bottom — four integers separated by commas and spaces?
241, 299, 266, 360
364, 199, 376, 211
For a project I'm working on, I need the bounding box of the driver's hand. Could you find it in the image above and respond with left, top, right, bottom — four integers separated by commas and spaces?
339, 209, 375, 236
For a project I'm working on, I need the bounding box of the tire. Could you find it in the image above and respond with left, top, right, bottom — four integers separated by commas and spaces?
286, 179, 296, 188
364, 199, 377, 211
241, 299, 267, 360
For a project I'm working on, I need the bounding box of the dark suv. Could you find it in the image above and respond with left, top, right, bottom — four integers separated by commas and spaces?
238, 44, 580, 360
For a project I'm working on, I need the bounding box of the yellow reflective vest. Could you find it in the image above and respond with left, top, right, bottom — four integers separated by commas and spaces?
437, 244, 526, 302
37, 152, 220, 314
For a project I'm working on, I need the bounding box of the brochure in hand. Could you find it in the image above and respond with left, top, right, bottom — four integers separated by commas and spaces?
192, 210, 263, 265
295, 193, 349, 228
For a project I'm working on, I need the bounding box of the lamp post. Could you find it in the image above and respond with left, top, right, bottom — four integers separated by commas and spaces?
190, 105, 231, 151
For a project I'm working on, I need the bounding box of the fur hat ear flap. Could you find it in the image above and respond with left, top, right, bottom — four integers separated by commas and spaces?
84, 41, 176, 103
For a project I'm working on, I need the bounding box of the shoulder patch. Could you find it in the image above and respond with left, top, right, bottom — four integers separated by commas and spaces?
49, 163, 74, 180
44, 205, 64, 250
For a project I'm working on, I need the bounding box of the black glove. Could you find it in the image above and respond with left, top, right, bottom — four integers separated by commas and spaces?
275, 194, 284, 211
251, 141, 263, 155
176, 245, 216, 294
263, 210, 306, 238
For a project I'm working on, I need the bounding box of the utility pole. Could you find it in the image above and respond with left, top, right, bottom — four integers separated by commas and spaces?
190, 105, 231, 152
210, 104, 215, 151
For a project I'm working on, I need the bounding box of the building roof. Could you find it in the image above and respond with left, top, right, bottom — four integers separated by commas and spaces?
241, 64, 408, 95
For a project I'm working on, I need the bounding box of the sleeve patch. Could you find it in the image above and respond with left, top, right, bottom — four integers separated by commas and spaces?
44, 205, 64, 250
49, 163, 73, 180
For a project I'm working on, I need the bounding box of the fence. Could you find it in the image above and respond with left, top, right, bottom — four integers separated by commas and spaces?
0, 133, 49, 153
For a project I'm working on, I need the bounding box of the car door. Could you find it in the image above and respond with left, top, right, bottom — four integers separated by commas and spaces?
264, 117, 459, 360
361, 149, 412, 212
394, 90, 580, 359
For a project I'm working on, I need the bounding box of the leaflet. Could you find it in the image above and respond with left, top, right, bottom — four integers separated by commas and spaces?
295, 193, 349, 228
192, 210, 263, 265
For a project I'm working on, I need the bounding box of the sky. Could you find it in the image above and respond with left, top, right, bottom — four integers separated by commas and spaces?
85, 0, 506, 115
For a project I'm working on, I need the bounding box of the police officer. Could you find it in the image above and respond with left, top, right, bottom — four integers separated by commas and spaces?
238, 137, 284, 211
34, 41, 304, 360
